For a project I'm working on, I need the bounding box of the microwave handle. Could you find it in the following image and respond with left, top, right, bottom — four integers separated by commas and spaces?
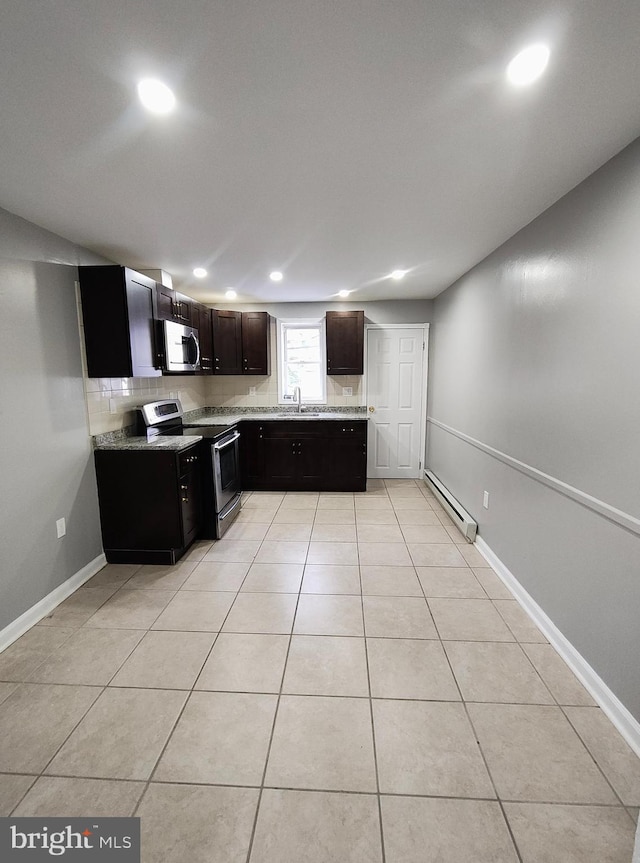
185, 332, 200, 367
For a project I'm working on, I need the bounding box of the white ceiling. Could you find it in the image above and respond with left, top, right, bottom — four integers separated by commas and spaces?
1, 1, 639, 303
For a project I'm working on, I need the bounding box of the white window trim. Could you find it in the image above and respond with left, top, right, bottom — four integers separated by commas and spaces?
277, 317, 327, 405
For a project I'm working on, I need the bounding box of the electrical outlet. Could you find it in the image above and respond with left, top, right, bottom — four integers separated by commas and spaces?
56, 517, 66, 538
342, 386, 353, 396
249, 386, 257, 396
170, 391, 178, 399
483, 491, 490, 509
109, 398, 117, 414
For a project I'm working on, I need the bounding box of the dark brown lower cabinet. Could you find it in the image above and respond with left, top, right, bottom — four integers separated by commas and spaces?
239, 420, 367, 491
94, 444, 202, 564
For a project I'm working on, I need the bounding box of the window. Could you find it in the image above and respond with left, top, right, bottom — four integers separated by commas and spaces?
278, 318, 326, 404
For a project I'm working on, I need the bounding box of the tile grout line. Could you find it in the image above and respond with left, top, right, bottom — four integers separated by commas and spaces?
459, 694, 525, 862
131, 558, 254, 820
242, 492, 315, 863
435, 605, 525, 862
359, 524, 388, 863
558, 702, 631, 810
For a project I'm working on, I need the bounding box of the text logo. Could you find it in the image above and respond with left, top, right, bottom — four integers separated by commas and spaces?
1, 818, 140, 861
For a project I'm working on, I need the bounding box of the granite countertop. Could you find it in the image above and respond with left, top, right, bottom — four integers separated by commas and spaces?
91, 408, 368, 450
94, 435, 202, 452
186, 412, 369, 425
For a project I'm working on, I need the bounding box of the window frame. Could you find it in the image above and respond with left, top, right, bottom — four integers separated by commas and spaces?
277, 317, 327, 405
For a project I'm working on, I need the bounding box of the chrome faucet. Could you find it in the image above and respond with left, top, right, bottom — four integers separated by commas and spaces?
293, 386, 302, 412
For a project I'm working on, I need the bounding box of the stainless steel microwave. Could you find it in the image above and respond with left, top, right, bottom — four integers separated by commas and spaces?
162, 320, 201, 372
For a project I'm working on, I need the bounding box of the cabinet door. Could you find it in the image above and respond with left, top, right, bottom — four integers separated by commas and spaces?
179, 457, 202, 546
263, 437, 297, 487
174, 292, 192, 325
79, 265, 161, 378
242, 311, 271, 375
155, 285, 177, 322
156, 286, 192, 324
239, 423, 266, 489
126, 274, 162, 378
325, 422, 367, 491
298, 437, 326, 489
193, 304, 213, 373
212, 310, 243, 374
326, 310, 364, 375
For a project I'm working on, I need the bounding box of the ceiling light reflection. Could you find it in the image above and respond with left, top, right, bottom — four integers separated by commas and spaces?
137, 78, 176, 114
506, 44, 550, 86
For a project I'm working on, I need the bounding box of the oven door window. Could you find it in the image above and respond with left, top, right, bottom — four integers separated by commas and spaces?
218, 443, 238, 491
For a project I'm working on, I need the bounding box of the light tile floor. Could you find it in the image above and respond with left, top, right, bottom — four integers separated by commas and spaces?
1, 479, 639, 862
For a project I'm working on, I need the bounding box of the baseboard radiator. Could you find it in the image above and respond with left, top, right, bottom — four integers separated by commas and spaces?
423, 469, 478, 542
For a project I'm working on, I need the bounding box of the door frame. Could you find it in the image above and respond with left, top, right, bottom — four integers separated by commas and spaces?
363, 323, 430, 479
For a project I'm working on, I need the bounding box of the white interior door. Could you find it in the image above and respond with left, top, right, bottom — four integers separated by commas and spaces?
366, 325, 427, 479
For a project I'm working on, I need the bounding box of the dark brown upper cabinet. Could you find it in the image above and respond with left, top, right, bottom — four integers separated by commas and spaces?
192, 303, 213, 374
212, 310, 271, 375
156, 285, 192, 325
241, 311, 271, 375
325, 310, 364, 375
79, 265, 161, 378
211, 309, 243, 374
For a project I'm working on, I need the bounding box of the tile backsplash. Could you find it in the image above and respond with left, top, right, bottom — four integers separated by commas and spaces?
84, 375, 208, 436
84, 373, 362, 434
204, 373, 364, 408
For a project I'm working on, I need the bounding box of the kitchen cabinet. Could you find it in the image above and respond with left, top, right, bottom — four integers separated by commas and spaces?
212, 309, 243, 374
241, 311, 271, 375
262, 422, 324, 489
79, 265, 161, 378
192, 303, 213, 373
324, 421, 368, 490
94, 444, 203, 564
239, 419, 367, 491
326, 310, 364, 375
239, 422, 266, 489
156, 285, 193, 325
212, 310, 271, 375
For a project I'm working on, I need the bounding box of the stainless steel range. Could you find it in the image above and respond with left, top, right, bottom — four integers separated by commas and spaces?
136, 399, 242, 538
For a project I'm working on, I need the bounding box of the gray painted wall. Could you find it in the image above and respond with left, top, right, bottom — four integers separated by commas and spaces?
0, 207, 107, 631
427, 138, 640, 720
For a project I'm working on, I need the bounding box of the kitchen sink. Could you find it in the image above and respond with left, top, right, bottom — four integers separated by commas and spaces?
275, 412, 320, 417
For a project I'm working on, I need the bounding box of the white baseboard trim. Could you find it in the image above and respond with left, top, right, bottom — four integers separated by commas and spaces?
0, 553, 106, 653
475, 535, 640, 759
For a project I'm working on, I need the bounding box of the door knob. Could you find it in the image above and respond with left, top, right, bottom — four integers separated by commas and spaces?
368, 406, 375, 412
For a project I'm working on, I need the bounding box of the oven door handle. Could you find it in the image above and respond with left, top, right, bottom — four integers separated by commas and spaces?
213, 431, 241, 451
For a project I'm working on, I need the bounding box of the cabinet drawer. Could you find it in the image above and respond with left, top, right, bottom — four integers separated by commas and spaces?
325, 420, 368, 438
178, 445, 201, 474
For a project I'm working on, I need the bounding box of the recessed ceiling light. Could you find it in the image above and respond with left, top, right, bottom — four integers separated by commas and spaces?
225, 289, 237, 299
193, 267, 207, 278
389, 269, 407, 281
506, 44, 550, 86
137, 78, 176, 114
269, 271, 283, 282
338, 290, 350, 298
